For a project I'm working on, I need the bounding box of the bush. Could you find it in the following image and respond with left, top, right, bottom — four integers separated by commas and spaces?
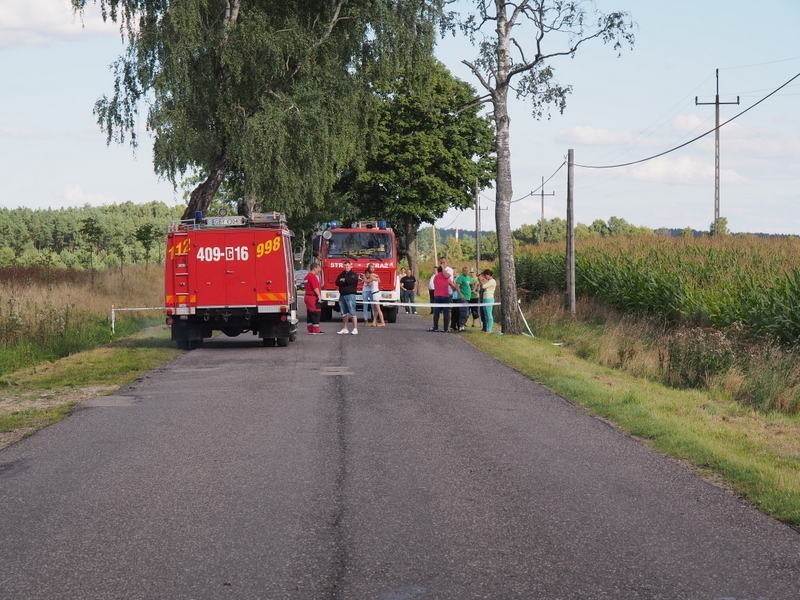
734, 341, 800, 413
663, 327, 735, 388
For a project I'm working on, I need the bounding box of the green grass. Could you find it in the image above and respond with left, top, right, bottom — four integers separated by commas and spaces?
0, 313, 164, 377
465, 330, 800, 526
0, 404, 76, 434
0, 327, 181, 444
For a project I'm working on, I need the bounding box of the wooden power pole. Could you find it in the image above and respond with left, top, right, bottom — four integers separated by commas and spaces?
696, 68, 739, 232
566, 150, 575, 315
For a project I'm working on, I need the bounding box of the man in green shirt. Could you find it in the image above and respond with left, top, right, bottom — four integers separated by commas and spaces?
454, 266, 473, 332
467, 267, 481, 327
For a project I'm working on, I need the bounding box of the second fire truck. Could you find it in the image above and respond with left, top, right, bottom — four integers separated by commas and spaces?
312, 220, 401, 323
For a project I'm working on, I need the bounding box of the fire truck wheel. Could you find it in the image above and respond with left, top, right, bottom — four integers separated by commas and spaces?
320, 306, 333, 322
384, 306, 398, 323
276, 337, 289, 347
263, 338, 276, 347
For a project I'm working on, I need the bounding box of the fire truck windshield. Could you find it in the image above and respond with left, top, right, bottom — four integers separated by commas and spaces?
327, 232, 393, 259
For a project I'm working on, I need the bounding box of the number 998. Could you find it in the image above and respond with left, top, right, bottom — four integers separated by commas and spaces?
256, 237, 281, 258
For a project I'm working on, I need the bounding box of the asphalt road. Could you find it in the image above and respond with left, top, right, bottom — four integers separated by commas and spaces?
1, 308, 799, 599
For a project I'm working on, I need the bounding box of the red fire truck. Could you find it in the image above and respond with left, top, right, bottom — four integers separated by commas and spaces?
312, 220, 400, 323
164, 212, 298, 349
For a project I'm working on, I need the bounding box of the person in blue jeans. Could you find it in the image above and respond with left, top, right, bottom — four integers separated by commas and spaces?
479, 269, 496, 333
335, 259, 360, 335
399, 268, 417, 314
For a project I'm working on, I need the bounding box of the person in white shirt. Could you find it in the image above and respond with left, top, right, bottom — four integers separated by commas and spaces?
362, 263, 384, 326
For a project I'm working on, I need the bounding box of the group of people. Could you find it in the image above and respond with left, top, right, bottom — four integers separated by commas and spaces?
428, 258, 495, 334
302, 257, 496, 335
303, 258, 384, 336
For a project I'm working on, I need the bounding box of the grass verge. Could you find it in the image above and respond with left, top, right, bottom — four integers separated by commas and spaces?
465, 330, 800, 527
0, 326, 181, 449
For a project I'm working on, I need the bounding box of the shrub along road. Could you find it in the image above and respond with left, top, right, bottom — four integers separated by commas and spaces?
0, 311, 798, 599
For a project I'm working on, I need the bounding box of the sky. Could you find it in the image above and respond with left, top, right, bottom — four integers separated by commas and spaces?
1, 1, 798, 234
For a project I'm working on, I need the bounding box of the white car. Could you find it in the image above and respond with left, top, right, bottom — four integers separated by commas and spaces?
294, 269, 309, 291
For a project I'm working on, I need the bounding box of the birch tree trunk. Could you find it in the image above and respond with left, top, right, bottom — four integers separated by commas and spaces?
491, 3, 521, 334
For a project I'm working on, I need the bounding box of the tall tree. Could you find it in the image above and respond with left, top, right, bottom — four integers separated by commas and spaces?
134, 222, 160, 267
448, 0, 634, 333
349, 59, 495, 278
80, 215, 105, 284
72, 1, 445, 220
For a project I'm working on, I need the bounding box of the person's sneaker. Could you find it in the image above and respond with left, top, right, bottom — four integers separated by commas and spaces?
337, 328, 348, 335
458, 326, 466, 332
428, 327, 439, 332
351, 328, 359, 335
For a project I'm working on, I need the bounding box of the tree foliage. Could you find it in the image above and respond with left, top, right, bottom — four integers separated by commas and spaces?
710, 216, 730, 236
416, 227, 499, 264
344, 58, 495, 277
72, 0, 446, 220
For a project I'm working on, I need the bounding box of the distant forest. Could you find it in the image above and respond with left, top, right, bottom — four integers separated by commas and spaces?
0, 202, 182, 270
0, 203, 792, 271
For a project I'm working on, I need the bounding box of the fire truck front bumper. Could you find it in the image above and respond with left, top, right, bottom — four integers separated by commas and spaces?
320, 290, 340, 305
319, 291, 400, 306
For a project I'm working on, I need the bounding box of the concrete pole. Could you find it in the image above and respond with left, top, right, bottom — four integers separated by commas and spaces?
566, 149, 576, 315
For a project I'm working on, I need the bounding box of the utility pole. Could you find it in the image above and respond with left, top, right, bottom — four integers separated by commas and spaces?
566, 150, 575, 315
432, 224, 438, 265
696, 68, 739, 233
537, 175, 556, 243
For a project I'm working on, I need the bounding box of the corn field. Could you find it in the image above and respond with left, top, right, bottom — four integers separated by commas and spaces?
516, 236, 800, 345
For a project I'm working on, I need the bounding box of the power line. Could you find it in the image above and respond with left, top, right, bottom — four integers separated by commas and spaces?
720, 55, 800, 70
574, 70, 800, 170
511, 159, 566, 203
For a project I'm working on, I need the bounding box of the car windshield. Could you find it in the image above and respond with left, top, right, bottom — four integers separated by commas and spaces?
327, 232, 393, 259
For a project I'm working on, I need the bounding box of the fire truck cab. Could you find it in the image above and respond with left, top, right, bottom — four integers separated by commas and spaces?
312, 220, 400, 323
165, 212, 298, 349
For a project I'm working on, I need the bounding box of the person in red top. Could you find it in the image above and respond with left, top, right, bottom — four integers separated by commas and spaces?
304, 263, 324, 334
429, 266, 457, 332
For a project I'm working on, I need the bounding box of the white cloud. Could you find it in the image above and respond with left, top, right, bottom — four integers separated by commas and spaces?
726, 123, 800, 158
62, 183, 117, 206
673, 113, 707, 133
0, 125, 43, 139
0, 0, 112, 48
624, 155, 746, 185
560, 125, 636, 146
